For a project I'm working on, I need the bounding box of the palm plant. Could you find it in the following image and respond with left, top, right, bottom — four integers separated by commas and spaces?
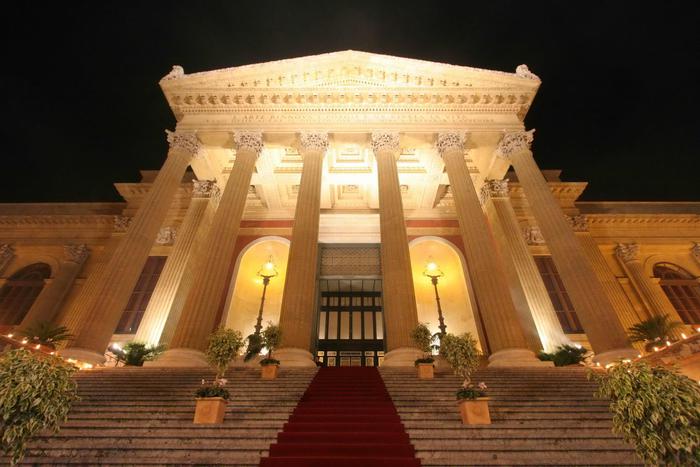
627, 314, 684, 351
18, 322, 74, 349
112, 342, 166, 366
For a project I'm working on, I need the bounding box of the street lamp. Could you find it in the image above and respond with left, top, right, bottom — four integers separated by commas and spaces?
423, 259, 447, 337
254, 256, 278, 336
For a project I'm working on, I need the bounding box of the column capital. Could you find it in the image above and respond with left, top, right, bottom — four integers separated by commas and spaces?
192, 179, 220, 198
156, 226, 178, 245
113, 215, 133, 233
298, 131, 329, 153
523, 225, 546, 245
165, 130, 203, 158
370, 131, 400, 154
0, 243, 14, 262
64, 244, 89, 264
495, 129, 535, 159
692, 242, 700, 260
486, 179, 510, 198
233, 131, 264, 155
615, 243, 640, 263
436, 132, 466, 156
566, 214, 589, 232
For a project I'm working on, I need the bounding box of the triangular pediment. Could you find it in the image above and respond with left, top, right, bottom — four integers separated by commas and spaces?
160, 50, 540, 91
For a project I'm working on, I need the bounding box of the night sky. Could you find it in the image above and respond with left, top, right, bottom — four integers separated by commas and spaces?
2, 2, 698, 203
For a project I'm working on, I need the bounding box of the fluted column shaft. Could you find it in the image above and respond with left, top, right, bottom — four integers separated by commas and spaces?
438, 134, 533, 360
615, 243, 691, 336
276, 133, 327, 366
485, 181, 568, 352
372, 133, 419, 358
166, 133, 262, 358
501, 130, 635, 364
133, 180, 216, 346
0, 244, 15, 275
20, 245, 89, 327
62, 131, 200, 363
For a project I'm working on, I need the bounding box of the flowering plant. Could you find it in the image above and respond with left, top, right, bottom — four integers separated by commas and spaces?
456, 382, 487, 400
195, 377, 230, 400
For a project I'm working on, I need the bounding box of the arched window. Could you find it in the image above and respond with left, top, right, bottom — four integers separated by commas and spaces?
653, 262, 700, 325
0, 263, 51, 326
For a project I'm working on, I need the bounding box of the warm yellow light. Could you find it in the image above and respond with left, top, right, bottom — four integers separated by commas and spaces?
21, 339, 28, 345
665, 340, 672, 347
81, 363, 93, 370
7, 333, 13, 338
264, 261, 274, 271
34, 344, 41, 350
681, 333, 687, 339
67, 358, 77, 363
426, 262, 438, 271
653, 346, 659, 352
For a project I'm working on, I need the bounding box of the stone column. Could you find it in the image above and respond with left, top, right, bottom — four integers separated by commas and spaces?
0, 244, 14, 275
438, 132, 544, 366
61, 130, 202, 364
276, 132, 328, 367
133, 180, 217, 346
371, 132, 421, 366
20, 245, 89, 327
615, 243, 691, 337
570, 216, 642, 334
157, 132, 263, 367
500, 130, 637, 366
484, 179, 569, 352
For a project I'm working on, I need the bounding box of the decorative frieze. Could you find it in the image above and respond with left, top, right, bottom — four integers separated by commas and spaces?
494, 129, 535, 159
165, 130, 203, 157
320, 246, 381, 276
64, 244, 89, 264
233, 131, 264, 154
566, 214, 589, 232
370, 132, 400, 154
299, 132, 329, 153
192, 179, 219, 198
435, 132, 465, 156
156, 226, 178, 245
523, 225, 546, 245
614, 243, 640, 264
113, 215, 133, 232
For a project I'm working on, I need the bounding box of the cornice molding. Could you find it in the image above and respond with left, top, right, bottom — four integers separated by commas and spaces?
0, 215, 115, 228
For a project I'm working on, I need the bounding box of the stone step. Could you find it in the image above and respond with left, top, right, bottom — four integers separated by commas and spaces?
412, 437, 632, 450
417, 449, 640, 466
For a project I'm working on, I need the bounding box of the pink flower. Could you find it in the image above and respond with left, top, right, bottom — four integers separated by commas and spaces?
477, 382, 487, 390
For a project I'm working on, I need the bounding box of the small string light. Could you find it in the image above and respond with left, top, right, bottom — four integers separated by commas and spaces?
653, 346, 659, 352
34, 344, 41, 350
20, 338, 28, 345
681, 333, 687, 339
7, 333, 13, 338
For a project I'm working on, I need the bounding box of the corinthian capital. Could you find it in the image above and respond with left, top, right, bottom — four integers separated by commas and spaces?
192, 179, 220, 198
299, 132, 329, 153
436, 132, 466, 156
0, 243, 14, 264
156, 227, 177, 245
165, 130, 203, 158
495, 129, 535, 159
691, 242, 700, 261
486, 179, 509, 198
113, 215, 132, 233
566, 214, 589, 232
615, 243, 640, 263
64, 244, 89, 264
233, 131, 264, 155
370, 132, 400, 154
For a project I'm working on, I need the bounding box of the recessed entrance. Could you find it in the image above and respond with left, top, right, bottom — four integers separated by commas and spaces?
315, 278, 385, 367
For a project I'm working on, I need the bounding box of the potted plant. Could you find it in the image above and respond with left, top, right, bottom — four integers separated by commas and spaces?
260, 323, 281, 380
17, 321, 74, 350
411, 323, 435, 379
194, 328, 243, 424
440, 332, 489, 425
537, 344, 589, 366
588, 361, 700, 465
627, 314, 684, 351
109, 341, 165, 366
0, 349, 79, 465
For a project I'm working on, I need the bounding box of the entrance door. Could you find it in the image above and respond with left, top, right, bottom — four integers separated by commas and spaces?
316, 279, 385, 367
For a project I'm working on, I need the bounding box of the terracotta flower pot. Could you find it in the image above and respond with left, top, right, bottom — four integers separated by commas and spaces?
194, 397, 227, 424
261, 363, 279, 380
458, 397, 491, 425
417, 362, 434, 379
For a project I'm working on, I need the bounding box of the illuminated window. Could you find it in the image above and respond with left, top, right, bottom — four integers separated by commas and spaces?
534, 256, 584, 333
654, 263, 700, 325
115, 256, 166, 334
0, 263, 51, 325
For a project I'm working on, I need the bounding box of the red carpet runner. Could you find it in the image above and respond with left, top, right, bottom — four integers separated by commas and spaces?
260, 367, 421, 467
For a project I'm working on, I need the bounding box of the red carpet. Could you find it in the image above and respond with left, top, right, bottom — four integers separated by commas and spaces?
260, 367, 421, 467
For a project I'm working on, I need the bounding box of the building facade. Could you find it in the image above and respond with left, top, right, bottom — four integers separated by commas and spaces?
1, 51, 699, 368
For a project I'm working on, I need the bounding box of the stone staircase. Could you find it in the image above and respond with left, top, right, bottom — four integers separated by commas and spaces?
380, 366, 641, 466
14, 366, 317, 466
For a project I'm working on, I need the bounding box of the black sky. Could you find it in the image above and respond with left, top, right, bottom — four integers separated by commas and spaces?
1, 1, 698, 203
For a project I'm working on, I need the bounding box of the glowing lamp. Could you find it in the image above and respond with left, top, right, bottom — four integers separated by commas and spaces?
422, 258, 447, 336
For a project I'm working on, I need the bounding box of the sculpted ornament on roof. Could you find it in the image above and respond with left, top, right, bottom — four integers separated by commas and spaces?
161, 65, 185, 81
515, 65, 540, 81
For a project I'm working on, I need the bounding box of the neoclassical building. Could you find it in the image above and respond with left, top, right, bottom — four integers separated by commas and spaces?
1, 51, 699, 369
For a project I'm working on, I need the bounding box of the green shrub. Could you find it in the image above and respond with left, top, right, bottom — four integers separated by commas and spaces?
261, 322, 282, 359
589, 361, 700, 465
205, 328, 244, 379
628, 314, 684, 351
112, 342, 165, 366
0, 349, 79, 465
260, 358, 280, 366
194, 385, 230, 400
411, 323, 434, 365
17, 322, 74, 349
440, 332, 480, 385
244, 333, 264, 362
456, 382, 488, 401
538, 344, 588, 366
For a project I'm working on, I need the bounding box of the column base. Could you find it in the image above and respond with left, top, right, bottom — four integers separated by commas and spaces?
274, 348, 316, 367
381, 347, 423, 367
59, 348, 107, 366
146, 348, 209, 367
488, 348, 554, 367
592, 347, 641, 368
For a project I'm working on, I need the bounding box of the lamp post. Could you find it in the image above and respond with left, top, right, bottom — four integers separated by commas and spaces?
423, 259, 447, 337
254, 256, 278, 336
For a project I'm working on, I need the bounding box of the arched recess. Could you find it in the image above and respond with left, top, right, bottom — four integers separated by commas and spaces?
653, 262, 700, 325
222, 236, 290, 338
0, 263, 51, 326
408, 236, 483, 350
